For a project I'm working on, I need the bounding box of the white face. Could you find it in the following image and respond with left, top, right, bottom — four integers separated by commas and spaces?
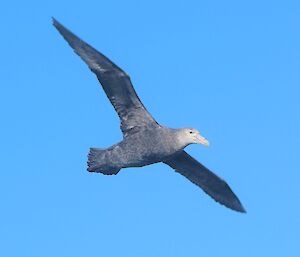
184, 128, 209, 146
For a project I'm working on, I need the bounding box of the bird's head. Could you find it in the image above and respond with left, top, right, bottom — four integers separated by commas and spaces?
176, 128, 209, 148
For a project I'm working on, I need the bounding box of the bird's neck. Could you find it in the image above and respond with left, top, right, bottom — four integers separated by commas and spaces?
174, 129, 191, 149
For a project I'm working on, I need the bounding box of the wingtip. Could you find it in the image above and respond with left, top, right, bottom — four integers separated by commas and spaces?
52, 17, 66, 31
232, 201, 247, 213
216, 192, 246, 213
236, 206, 247, 214
52, 17, 60, 28
211, 189, 247, 214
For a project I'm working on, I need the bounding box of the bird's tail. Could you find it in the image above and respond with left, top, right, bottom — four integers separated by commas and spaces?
87, 148, 120, 175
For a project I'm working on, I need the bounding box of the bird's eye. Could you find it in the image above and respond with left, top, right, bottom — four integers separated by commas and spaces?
189, 131, 193, 134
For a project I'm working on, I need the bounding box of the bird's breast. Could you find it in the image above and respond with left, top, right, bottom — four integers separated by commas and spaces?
121, 129, 179, 166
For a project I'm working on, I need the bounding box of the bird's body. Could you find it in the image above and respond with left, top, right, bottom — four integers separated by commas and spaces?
88, 127, 191, 174
53, 18, 246, 213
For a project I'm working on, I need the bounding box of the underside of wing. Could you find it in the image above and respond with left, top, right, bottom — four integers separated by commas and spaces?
53, 18, 158, 136
164, 151, 246, 213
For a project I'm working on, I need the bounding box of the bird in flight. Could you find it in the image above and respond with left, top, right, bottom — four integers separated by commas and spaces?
53, 18, 246, 213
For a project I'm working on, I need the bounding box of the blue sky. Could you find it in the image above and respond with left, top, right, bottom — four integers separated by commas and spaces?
1, 0, 300, 256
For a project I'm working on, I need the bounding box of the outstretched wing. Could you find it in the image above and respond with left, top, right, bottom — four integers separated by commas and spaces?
53, 18, 158, 136
164, 151, 246, 213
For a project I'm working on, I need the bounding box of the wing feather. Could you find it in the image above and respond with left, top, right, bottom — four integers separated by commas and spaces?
53, 18, 157, 136
164, 151, 246, 213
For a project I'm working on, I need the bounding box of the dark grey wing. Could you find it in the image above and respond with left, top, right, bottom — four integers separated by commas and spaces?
53, 18, 158, 136
164, 151, 246, 213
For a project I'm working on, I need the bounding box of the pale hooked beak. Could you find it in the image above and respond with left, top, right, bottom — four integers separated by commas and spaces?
196, 134, 209, 147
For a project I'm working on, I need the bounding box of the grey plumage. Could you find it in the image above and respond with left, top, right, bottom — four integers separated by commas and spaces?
53, 18, 246, 213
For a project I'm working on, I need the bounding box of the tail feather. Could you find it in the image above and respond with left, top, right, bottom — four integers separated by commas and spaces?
87, 148, 103, 171
87, 148, 120, 175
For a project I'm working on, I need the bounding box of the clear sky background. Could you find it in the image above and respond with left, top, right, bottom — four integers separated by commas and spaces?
1, 0, 299, 256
